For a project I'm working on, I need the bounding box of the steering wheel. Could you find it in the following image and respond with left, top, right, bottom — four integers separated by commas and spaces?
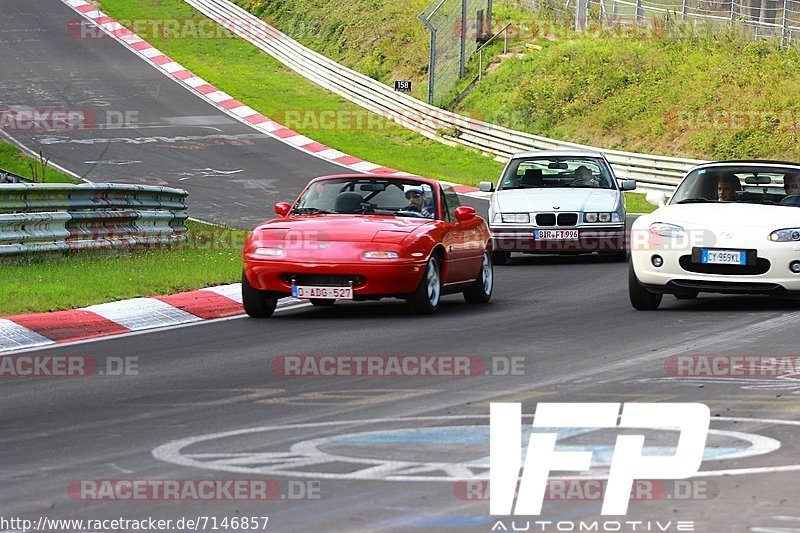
780, 194, 800, 206
396, 209, 427, 218
571, 178, 597, 186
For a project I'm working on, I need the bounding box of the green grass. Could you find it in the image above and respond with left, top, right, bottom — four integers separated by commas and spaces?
0, 143, 79, 183
97, 0, 505, 188
0, 221, 245, 315
227, 0, 800, 162
454, 27, 800, 162
625, 191, 654, 214
96, 0, 657, 201
0, 141, 246, 315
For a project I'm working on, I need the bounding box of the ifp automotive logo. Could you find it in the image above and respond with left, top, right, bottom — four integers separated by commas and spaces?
490, 403, 709, 529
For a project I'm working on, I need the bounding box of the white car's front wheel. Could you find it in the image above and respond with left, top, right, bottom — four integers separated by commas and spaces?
628, 263, 663, 310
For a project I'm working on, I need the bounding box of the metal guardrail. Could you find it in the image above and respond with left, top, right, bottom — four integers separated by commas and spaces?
0, 169, 33, 184
0, 183, 189, 255
186, 0, 705, 193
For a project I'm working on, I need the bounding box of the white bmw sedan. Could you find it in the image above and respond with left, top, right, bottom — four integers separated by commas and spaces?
629, 161, 800, 310
479, 150, 636, 264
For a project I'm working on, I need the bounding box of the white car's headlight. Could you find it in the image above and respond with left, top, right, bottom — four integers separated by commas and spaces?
253, 247, 285, 257
585, 212, 619, 223
500, 213, 530, 224
649, 222, 686, 238
363, 250, 399, 259
769, 228, 800, 242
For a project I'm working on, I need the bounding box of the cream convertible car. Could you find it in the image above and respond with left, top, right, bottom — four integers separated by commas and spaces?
629, 161, 800, 310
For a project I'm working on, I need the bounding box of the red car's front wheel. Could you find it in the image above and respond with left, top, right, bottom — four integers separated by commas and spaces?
407, 256, 441, 314
242, 270, 278, 318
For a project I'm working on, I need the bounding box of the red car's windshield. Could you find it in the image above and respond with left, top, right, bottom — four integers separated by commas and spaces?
294, 178, 438, 219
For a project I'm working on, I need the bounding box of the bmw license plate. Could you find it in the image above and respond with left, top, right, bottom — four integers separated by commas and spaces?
701, 249, 746, 265
292, 285, 353, 300
535, 230, 579, 240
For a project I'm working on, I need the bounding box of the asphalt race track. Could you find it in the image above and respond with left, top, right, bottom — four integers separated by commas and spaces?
2, 2, 800, 533
0, 0, 345, 228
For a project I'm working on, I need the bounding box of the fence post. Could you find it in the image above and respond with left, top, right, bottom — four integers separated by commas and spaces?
419, 14, 437, 104
487, 0, 493, 39
576, 0, 588, 30
682, 0, 688, 19
636, 0, 644, 23
460, 0, 467, 78
782, 0, 789, 47
730, 0, 735, 22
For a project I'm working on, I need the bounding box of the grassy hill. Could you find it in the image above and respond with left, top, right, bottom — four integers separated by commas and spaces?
234, 0, 800, 161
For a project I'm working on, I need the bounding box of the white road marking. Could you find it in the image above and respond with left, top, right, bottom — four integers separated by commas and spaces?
152, 415, 788, 482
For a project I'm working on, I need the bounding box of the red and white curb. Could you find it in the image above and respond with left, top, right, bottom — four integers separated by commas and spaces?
60, 0, 482, 197
0, 285, 298, 354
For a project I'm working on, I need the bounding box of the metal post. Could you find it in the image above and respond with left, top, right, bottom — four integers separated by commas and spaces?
636, 0, 644, 23
612, 0, 618, 20
576, 0, 588, 30
479, 50, 483, 80
419, 14, 437, 104
460, 0, 467, 78
682, 0, 688, 19
782, 0, 789, 47
730, 0, 735, 22
504, 26, 508, 53
487, 0, 493, 40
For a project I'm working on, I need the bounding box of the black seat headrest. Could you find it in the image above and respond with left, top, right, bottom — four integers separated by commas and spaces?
334, 192, 364, 213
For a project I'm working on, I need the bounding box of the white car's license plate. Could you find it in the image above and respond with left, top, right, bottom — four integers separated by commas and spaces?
292, 285, 353, 300
701, 249, 746, 265
535, 230, 579, 240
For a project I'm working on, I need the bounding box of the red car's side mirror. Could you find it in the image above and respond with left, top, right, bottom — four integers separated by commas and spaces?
275, 202, 292, 217
454, 206, 476, 223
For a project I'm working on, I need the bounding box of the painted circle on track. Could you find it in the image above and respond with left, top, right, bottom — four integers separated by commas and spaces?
152, 415, 792, 482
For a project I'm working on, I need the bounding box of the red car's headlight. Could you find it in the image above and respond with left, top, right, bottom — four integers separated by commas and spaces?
253, 247, 286, 257
363, 251, 399, 259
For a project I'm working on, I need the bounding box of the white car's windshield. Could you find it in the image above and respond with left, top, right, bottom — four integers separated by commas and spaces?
499, 157, 615, 191
294, 178, 437, 218
671, 165, 800, 207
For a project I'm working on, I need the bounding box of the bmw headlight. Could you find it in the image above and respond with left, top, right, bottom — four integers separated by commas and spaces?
501, 213, 530, 224
253, 247, 286, 257
585, 212, 620, 223
769, 228, 800, 242
649, 223, 686, 238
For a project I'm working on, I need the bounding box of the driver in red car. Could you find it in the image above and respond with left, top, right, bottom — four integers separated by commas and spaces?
405, 186, 434, 218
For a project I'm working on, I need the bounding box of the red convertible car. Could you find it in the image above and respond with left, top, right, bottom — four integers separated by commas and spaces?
242, 174, 493, 316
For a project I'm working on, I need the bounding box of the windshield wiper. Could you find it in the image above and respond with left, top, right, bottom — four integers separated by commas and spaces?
676, 198, 717, 204
293, 207, 332, 214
